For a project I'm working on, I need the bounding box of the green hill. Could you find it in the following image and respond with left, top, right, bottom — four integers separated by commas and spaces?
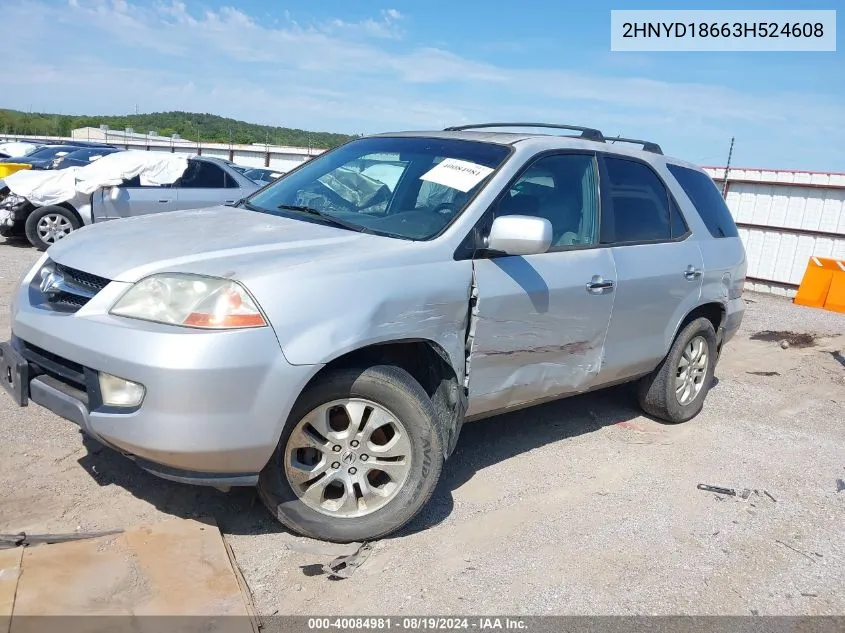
0, 109, 357, 149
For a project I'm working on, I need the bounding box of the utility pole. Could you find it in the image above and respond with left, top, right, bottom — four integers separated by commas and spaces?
721, 137, 735, 198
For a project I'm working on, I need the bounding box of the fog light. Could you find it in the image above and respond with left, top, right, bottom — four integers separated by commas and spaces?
98, 372, 145, 407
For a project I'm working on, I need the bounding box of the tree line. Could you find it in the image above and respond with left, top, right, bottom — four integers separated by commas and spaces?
0, 109, 357, 149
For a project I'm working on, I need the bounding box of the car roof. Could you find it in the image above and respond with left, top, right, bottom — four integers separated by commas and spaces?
367, 125, 705, 172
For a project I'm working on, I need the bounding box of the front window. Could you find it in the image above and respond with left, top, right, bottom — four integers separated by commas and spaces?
245, 137, 512, 240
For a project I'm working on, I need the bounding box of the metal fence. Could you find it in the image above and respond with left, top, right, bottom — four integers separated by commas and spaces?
704, 167, 845, 297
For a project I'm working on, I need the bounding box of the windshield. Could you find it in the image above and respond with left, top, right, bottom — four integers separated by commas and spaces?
26, 146, 73, 160
245, 136, 511, 240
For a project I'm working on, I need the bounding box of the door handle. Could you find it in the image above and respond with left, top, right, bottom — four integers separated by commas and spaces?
684, 266, 702, 280
157, 199, 170, 203
586, 276, 615, 293
225, 200, 236, 204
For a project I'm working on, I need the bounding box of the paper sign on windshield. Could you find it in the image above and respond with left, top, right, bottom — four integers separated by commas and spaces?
420, 158, 494, 193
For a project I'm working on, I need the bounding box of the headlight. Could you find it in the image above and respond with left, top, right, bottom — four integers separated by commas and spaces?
110, 273, 267, 329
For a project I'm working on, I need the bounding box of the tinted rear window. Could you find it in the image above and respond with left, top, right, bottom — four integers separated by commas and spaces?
667, 164, 739, 238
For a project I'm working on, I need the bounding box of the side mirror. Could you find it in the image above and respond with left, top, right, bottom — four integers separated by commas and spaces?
486, 215, 552, 256
109, 186, 121, 201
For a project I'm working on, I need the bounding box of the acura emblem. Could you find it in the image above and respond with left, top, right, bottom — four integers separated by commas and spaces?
39, 269, 63, 295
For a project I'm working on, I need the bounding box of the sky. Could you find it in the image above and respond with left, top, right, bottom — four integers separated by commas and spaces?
2, 0, 843, 170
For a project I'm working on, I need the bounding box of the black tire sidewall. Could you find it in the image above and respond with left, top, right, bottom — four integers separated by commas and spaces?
258, 365, 443, 543
660, 318, 718, 422
24, 206, 81, 251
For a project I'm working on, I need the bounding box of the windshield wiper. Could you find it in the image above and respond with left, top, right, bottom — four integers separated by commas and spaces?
277, 204, 369, 233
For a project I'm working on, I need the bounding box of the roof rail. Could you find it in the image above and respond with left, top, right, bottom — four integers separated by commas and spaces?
607, 136, 663, 155
443, 122, 605, 142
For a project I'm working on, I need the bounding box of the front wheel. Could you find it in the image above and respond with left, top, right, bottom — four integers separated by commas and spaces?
258, 365, 444, 543
25, 205, 81, 251
637, 317, 718, 423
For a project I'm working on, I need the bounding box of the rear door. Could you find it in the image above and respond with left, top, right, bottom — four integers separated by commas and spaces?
92, 176, 177, 220
597, 155, 703, 383
173, 160, 241, 208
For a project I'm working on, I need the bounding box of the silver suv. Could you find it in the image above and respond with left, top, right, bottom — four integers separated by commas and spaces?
0, 123, 746, 542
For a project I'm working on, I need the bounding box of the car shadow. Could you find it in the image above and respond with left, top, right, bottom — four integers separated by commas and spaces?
394, 383, 646, 537
0, 236, 33, 249
75, 381, 655, 541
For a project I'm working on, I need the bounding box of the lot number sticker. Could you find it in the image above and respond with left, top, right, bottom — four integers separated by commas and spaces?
420, 158, 494, 193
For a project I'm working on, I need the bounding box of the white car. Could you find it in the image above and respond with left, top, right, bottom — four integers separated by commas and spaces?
0, 141, 42, 159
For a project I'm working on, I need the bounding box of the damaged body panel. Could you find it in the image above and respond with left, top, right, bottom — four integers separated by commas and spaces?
466, 248, 616, 418
1, 128, 748, 542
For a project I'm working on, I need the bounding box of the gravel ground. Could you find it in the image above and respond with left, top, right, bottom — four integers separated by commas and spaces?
0, 240, 843, 616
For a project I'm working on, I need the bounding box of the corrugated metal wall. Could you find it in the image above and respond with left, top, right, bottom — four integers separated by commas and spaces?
704, 167, 845, 297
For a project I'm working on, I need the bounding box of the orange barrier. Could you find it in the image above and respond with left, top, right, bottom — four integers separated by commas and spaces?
794, 256, 845, 313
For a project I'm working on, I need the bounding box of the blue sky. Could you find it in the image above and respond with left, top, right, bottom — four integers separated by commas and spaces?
2, 0, 842, 170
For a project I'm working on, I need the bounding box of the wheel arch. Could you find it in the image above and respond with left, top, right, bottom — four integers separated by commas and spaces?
296, 338, 466, 459
54, 202, 85, 226
668, 301, 727, 356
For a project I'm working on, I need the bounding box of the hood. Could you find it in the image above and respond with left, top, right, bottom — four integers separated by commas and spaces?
45, 205, 392, 283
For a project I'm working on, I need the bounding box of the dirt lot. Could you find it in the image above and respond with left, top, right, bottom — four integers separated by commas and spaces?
0, 239, 843, 617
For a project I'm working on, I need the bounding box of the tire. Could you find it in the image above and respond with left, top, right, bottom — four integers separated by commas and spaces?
637, 317, 718, 423
25, 205, 81, 251
258, 365, 444, 543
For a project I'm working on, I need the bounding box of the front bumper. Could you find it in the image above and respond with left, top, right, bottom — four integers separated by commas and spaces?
4, 275, 319, 485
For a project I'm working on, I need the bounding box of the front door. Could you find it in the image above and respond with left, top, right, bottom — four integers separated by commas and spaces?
466, 152, 617, 418
93, 177, 177, 220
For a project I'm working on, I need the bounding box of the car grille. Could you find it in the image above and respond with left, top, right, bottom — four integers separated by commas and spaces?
55, 263, 111, 293
33, 260, 112, 313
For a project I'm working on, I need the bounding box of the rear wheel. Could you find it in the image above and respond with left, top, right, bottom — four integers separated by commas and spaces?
25, 205, 81, 250
637, 317, 718, 423
258, 365, 444, 543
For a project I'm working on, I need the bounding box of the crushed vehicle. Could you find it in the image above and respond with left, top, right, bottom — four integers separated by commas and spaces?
0, 123, 746, 543
0, 151, 260, 250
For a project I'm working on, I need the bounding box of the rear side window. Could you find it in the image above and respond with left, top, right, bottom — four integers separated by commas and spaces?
177, 160, 227, 188
601, 157, 673, 243
667, 164, 739, 238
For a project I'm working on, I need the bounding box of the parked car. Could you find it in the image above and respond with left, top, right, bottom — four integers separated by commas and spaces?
0, 123, 746, 543
0, 142, 43, 159
48, 147, 123, 170
0, 153, 260, 250
0, 144, 89, 170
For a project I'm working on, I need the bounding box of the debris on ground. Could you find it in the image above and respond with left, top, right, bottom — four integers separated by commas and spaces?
747, 371, 781, 377
836, 479, 845, 493
750, 330, 817, 348
774, 539, 819, 563
762, 490, 777, 503
697, 483, 751, 499
0, 529, 123, 549
321, 542, 374, 580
